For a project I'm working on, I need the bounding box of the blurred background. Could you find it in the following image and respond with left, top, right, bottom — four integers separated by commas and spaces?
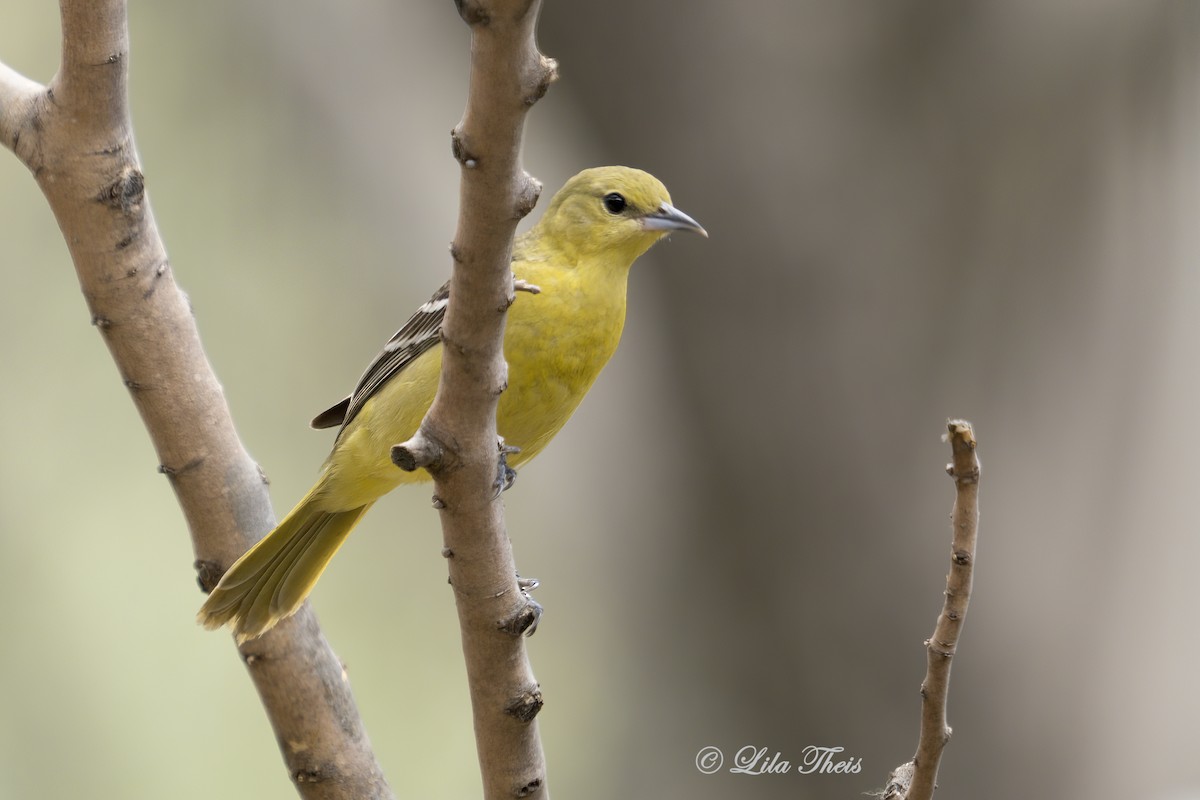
2, 2, 1198, 798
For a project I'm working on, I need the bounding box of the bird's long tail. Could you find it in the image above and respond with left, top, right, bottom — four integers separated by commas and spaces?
197, 494, 372, 643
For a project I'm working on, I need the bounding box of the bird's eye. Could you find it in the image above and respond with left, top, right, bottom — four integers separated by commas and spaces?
603, 192, 627, 215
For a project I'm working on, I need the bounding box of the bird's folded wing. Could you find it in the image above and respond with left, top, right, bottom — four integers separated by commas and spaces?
310, 282, 449, 431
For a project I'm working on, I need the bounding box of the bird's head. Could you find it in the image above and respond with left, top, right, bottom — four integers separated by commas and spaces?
531, 166, 707, 267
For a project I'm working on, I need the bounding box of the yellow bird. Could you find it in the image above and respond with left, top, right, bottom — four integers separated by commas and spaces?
198, 166, 706, 642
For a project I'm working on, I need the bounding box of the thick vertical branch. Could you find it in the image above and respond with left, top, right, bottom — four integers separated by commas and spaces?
395, 1, 556, 798
882, 420, 981, 800
1, 3, 392, 798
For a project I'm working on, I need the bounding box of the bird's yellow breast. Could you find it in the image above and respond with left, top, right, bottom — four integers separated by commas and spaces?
498, 258, 627, 460
314, 259, 629, 512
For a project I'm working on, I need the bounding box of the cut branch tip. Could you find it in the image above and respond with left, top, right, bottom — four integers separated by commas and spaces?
392, 430, 444, 473
944, 419, 976, 447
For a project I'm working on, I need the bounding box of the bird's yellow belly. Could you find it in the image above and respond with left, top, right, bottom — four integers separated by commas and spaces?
498, 279, 624, 462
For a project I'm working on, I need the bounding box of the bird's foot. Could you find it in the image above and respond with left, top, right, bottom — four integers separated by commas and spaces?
494, 438, 520, 498
513, 276, 542, 295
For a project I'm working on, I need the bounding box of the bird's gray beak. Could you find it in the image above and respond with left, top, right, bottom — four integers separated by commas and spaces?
641, 202, 708, 238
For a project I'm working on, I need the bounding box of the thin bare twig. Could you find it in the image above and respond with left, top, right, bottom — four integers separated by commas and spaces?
391, 0, 557, 797
1, 3, 391, 797
882, 419, 981, 800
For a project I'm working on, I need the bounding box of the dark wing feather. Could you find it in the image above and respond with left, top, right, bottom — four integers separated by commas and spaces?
310, 397, 351, 429
310, 282, 449, 431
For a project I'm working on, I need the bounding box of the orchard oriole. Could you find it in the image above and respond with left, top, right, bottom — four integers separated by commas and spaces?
198, 166, 706, 642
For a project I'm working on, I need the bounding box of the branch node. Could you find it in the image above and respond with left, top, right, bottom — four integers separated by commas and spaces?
157, 456, 204, 479
881, 761, 915, 800
91, 314, 112, 329
454, 0, 492, 26
292, 768, 324, 785
514, 777, 544, 798
431, 494, 446, 510
95, 165, 145, 213
442, 547, 454, 558
89, 140, 128, 157
193, 559, 224, 594
498, 596, 542, 637
946, 462, 980, 483
514, 173, 541, 219
450, 127, 480, 169
503, 685, 544, 723
522, 56, 558, 106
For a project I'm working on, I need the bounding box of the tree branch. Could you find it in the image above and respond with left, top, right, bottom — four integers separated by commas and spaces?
0, 62, 42, 160
2, 3, 392, 797
396, 1, 557, 797
881, 420, 981, 800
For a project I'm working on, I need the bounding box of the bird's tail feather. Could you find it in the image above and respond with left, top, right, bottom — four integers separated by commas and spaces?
198, 497, 372, 643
